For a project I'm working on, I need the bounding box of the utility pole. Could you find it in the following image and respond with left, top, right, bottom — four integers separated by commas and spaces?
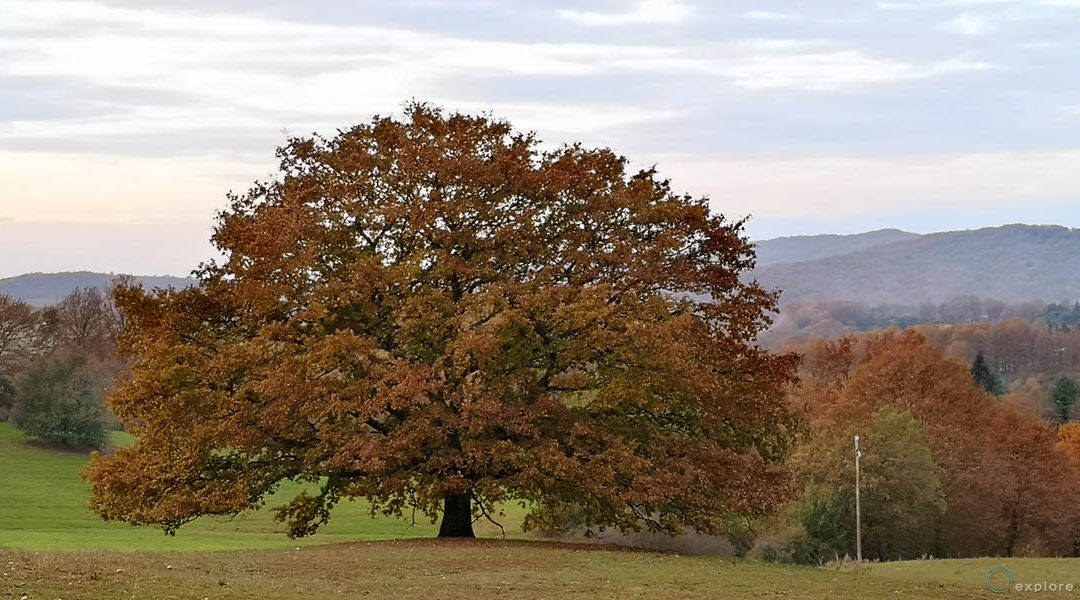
854, 434, 863, 563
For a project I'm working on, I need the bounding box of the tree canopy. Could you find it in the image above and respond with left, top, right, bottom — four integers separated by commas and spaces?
86, 103, 798, 538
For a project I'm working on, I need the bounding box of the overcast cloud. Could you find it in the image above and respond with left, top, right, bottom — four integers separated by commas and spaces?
1, 0, 1079, 276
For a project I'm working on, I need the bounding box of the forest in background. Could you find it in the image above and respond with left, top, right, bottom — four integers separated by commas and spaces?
0, 282, 126, 449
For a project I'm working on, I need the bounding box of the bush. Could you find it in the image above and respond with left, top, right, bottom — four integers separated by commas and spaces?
749, 527, 811, 564
790, 483, 850, 564
11, 353, 106, 450
744, 519, 845, 566
749, 534, 795, 564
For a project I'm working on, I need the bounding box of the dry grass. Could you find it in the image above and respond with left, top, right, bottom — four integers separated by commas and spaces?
0, 539, 1011, 599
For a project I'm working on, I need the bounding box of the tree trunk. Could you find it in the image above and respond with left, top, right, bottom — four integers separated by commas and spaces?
1004, 512, 1019, 557
438, 491, 475, 538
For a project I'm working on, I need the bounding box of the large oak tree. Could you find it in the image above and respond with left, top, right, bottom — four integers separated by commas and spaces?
87, 104, 798, 538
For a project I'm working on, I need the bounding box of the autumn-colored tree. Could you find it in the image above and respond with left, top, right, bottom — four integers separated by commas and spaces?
791, 330, 1080, 557
1001, 377, 1046, 419
1057, 423, 1080, 466
86, 104, 799, 539
986, 407, 1079, 556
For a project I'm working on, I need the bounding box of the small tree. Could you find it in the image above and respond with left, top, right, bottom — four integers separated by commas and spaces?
791, 406, 942, 562
972, 351, 1005, 396
859, 407, 943, 560
41, 287, 122, 361
0, 294, 39, 374
1053, 376, 1080, 423
11, 353, 107, 450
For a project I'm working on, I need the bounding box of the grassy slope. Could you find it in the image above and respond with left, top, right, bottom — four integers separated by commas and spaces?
2, 540, 1043, 600
862, 558, 1080, 592
5, 422, 1080, 599
0, 423, 523, 551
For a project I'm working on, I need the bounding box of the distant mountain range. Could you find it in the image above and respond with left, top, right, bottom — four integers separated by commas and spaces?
751, 224, 1080, 305
3, 224, 1078, 308
0, 272, 195, 306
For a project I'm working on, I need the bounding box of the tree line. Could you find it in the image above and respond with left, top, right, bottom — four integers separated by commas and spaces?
0, 281, 127, 449
741, 329, 1080, 563
779, 317, 1080, 422
762, 297, 1080, 348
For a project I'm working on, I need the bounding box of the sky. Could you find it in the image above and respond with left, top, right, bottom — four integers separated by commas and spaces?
1, 0, 1079, 277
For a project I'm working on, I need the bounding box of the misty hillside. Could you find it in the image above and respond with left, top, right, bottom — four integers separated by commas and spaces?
752, 228, 922, 267
752, 224, 1080, 305
0, 272, 195, 306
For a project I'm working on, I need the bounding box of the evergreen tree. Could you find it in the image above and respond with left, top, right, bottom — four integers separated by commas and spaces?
1052, 376, 1080, 423
971, 352, 1005, 396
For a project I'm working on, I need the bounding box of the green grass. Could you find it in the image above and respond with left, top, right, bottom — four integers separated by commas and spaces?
5, 421, 1080, 599
860, 557, 1080, 594
4, 540, 1061, 599
0, 422, 524, 551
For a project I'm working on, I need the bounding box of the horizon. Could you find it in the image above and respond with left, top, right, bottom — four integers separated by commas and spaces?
3, 1, 1080, 276
0, 221, 1075, 280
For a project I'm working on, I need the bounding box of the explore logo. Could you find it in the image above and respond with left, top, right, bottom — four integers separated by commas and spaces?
986, 566, 1076, 594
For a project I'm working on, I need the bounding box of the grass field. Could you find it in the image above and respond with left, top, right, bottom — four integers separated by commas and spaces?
6, 541, 1077, 599
0, 423, 522, 551
4, 421, 1080, 599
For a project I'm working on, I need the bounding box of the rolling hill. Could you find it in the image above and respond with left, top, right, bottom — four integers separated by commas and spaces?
751, 224, 1080, 305
0, 271, 195, 306
752, 228, 922, 267
5, 224, 1078, 309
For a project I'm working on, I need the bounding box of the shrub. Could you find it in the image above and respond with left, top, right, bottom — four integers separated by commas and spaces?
11, 353, 106, 450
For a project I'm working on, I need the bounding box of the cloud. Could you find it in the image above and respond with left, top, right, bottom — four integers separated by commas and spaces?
940, 13, 997, 34
0, 0, 1069, 277
558, 0, 692, 26
951, 0, 1080, 6
742, 10, 801, 21
654, 148, 1080, 219
715, 50, 991, 91
0, 0, 996, 162
880, 0, 1080, 8
0, 0, 700, 155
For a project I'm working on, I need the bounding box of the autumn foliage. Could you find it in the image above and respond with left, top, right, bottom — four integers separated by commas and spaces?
790, 331, 1080, 559
86, 104, 798, 538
